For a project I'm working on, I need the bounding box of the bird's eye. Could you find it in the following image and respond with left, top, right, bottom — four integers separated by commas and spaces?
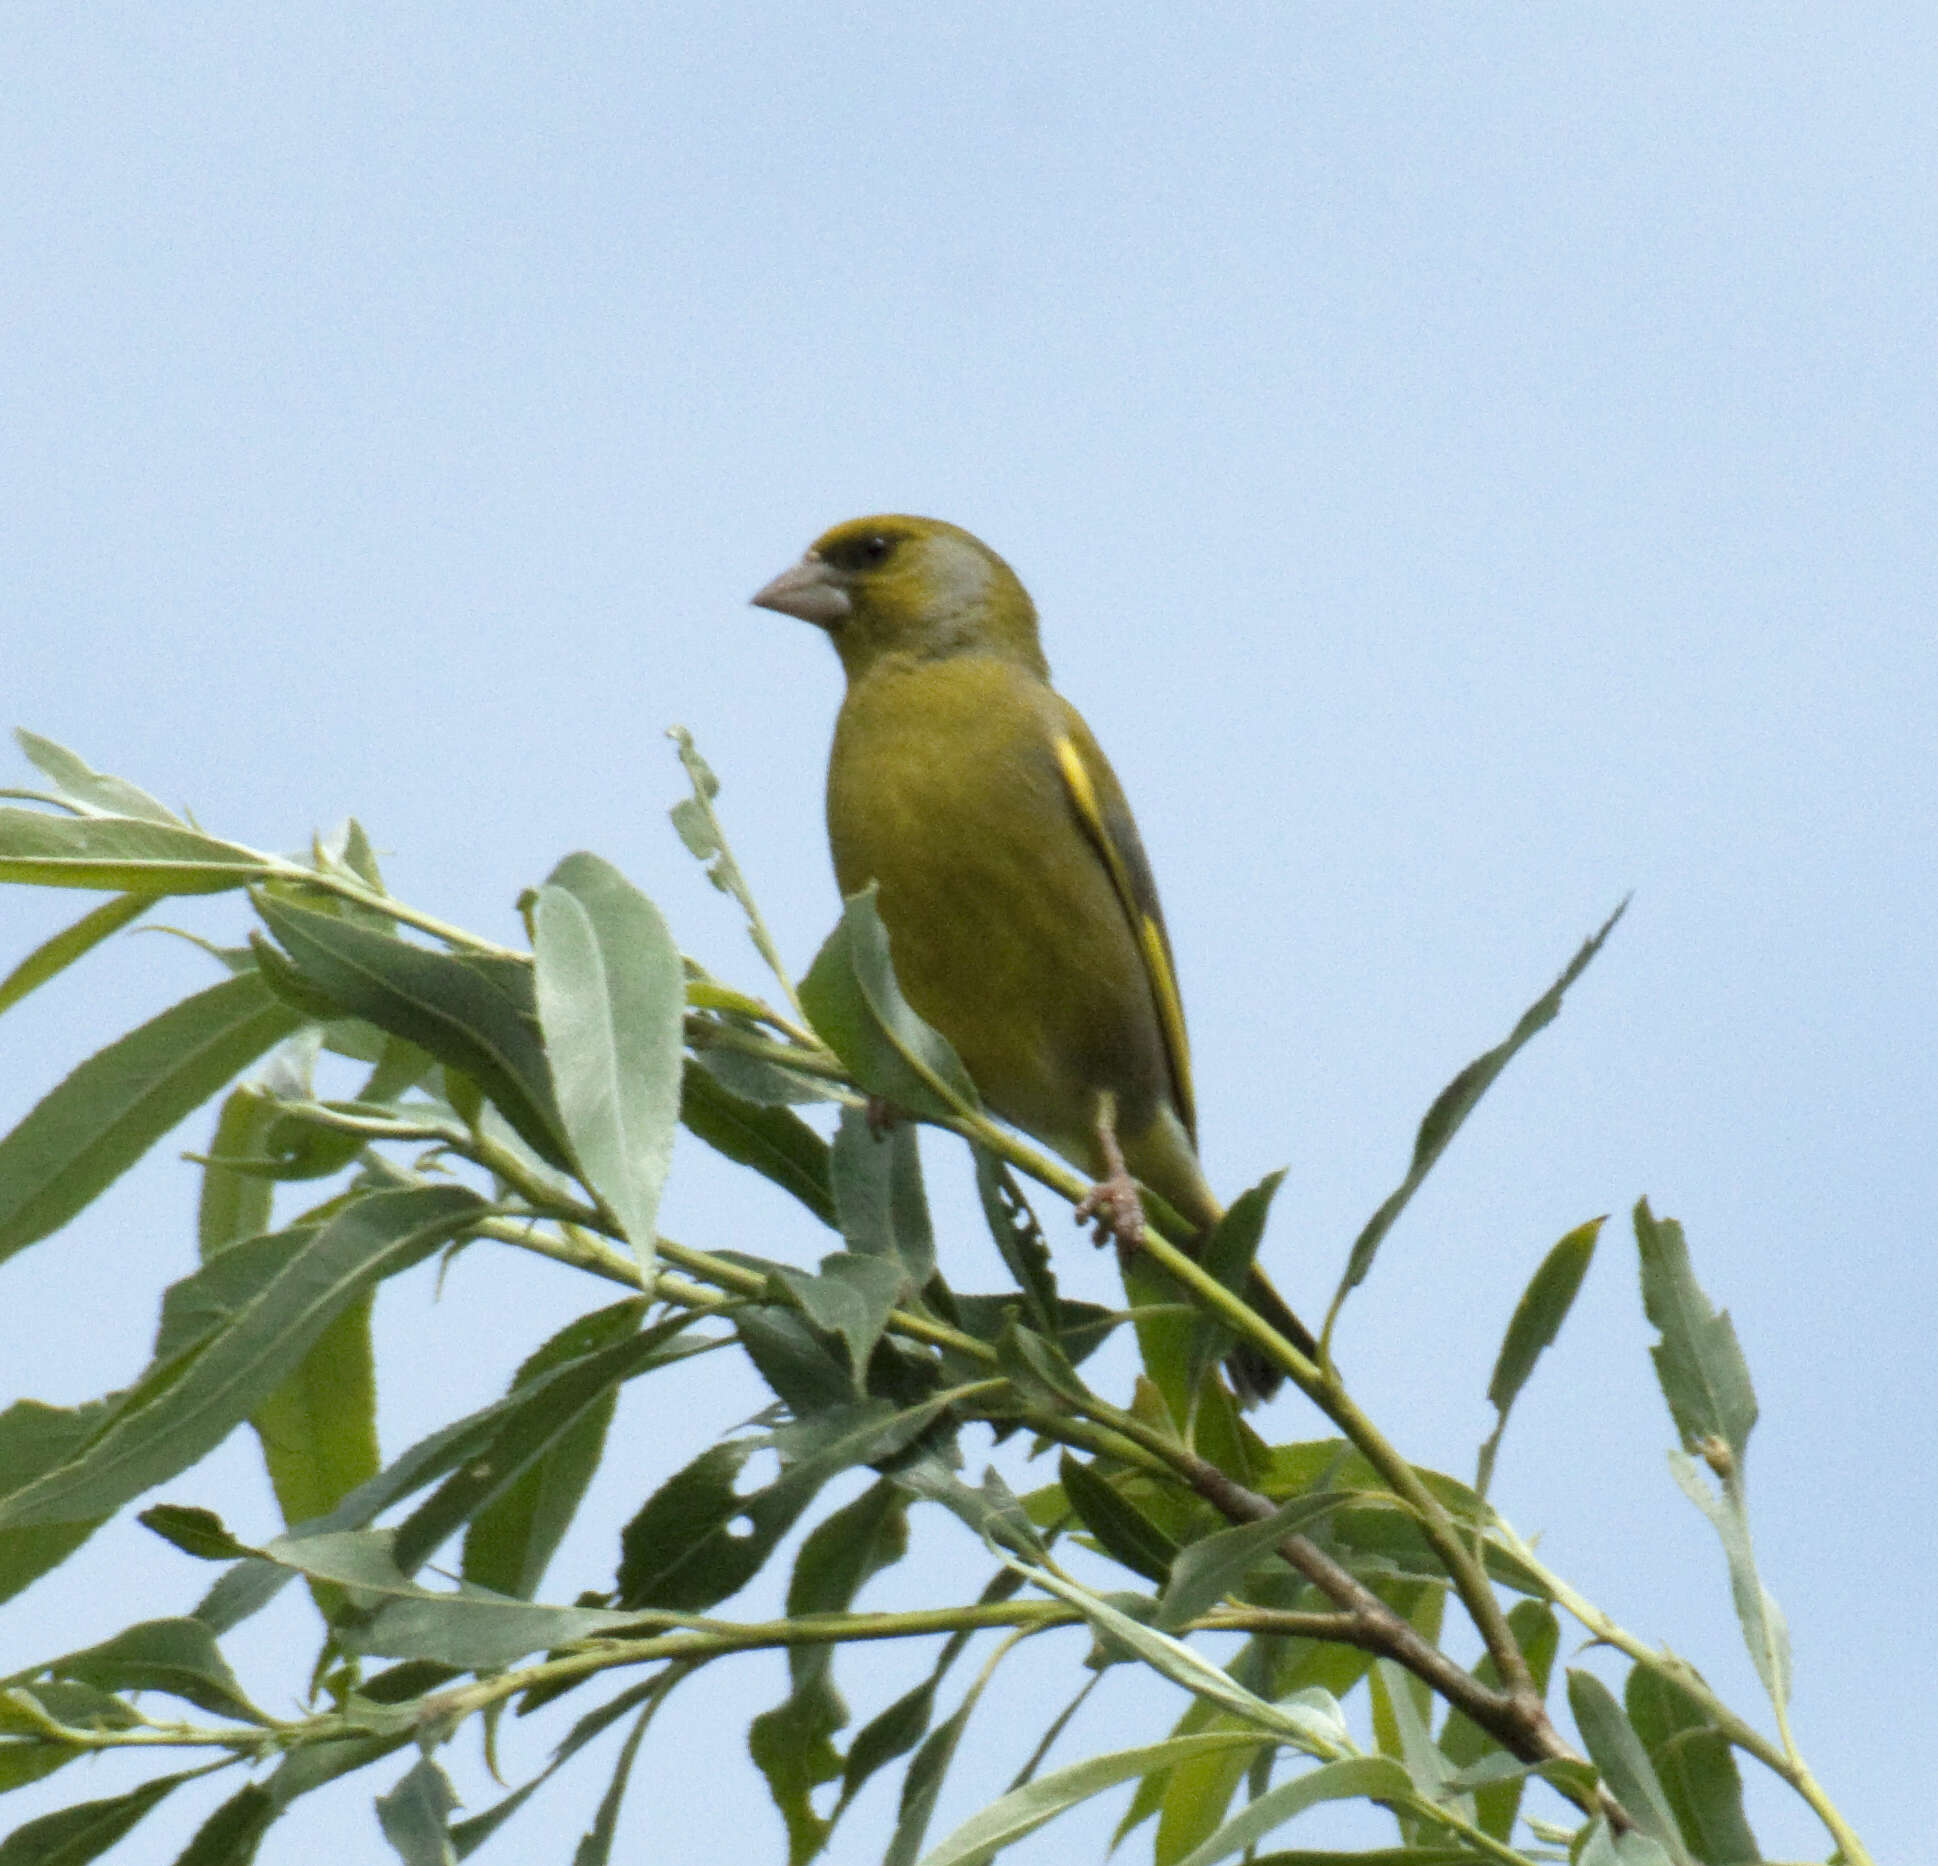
860, 534, 891, 564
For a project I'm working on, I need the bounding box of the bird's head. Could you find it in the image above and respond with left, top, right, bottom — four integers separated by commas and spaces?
751, 515, 1048, 682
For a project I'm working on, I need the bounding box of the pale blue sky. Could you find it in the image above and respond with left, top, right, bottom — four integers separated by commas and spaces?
3, 7, 1932, 1861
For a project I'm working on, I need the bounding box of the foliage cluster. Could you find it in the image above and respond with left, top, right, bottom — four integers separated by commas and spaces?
0, 731, 1869, 1865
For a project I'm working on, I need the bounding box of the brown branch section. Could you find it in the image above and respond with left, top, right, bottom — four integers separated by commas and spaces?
1172, 1444, 1625, 1828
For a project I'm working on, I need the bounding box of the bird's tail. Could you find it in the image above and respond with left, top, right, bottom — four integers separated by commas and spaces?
1225, 1267, 1316, 1406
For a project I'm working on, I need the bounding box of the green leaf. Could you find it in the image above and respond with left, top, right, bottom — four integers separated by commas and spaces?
1565, 1670, 1696, 1866
0, 894, 151, 1019
1623, 1667, 1759, 1866
0, 809, 268, 894
1578, 1815, 1681, 1866
1156, 1492, 1347, 1631
13, 733, 184, 825
1169, 1756, 1413, 1866
1185, 1172, 1286, 1390
459, 1302, 656, 1599
532, 852, 684, 1271
138, 1506, 259, 1564
0, 1770, 194, 1865
617, 1400, 937, 1611
258, 1531, 653, 1671
1437, 1598, 1558, 1841
1332, 901, 1625, 1311
50, 1618, 267, 1724
892, 1458, 1048, 1563
970, 1148, 1058, 1333
0, 1402, 117, 1606
1635, 1204, 1788, 1713
750, 1681, 842, 1865
1057, 1454, 1178, 1586
252, 893, 569, 1171
1665, 1453, 1792, 1718
799, 887, 979, 1121
883, 1675, 983, 1866
570, 1697, 654, 1866
778, 1252, 908, 1388
0, 1186, 483, 1531
196, 1090, 278, 1260
397, 1309, 693, 1581
1476, 1218, 1601, 1497
680, 1062, 835, 1227
688, 1037, 833, 1106
1486, 1218, 1601, 1417
830, 1108, 934, 1285
916, 1733, 1275, 1866
834, 1566, 1020, 1824
0, 1682, 140, 1741
0, 972, 302, 1267
168, 1783, 277, 1866
1633, 1202, 1757, 1468
736, 1306, 856, 1417
447, 1675, 674, 1861
249, 1291, 380, 1532
375, 1756, 461, 1866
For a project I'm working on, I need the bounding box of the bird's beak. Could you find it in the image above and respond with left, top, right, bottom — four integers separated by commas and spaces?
750, 553, 852, 629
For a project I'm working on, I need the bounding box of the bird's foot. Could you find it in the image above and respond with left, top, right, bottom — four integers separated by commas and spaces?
1075, 1171, 1146, 1252
864, 1095, 904, 1139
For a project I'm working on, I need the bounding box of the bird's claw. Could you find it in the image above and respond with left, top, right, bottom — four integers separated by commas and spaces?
1075, 1172, 1146, 1253
864, 1095, 904, 1139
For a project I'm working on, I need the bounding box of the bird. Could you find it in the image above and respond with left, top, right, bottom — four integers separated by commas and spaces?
752, 514, 1312, 1402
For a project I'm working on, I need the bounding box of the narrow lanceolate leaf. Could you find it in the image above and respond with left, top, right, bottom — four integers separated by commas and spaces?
680, 1063, 836, 1227
1624, 1666, 1760, 1866
250, 1293, 381, 1532
799, 886, 979, 1121
0, 809, 269, 893
532, 852, 684, 1271
1666, 1452, 1793, 1716
1185, 1170, 1286, 1388
915, 1734, 1272, 1866
253, 892, 570, 1171
1169, 1755, 1414, 1866
1155, 1491, 1346, 1630
752, 1482, 910, 1866
51, 1618, 267, 1724
0, 893, 151, 1018
0, 1770, 196, 1864
0, 1399, 119, 1605
1487, 1218, 1601, 1416
13, 732, 184, 825
375, 1756, 461, 1866
0, 1186, 483, 1531
169, 1783, 278, 1866
830, 1108, 934, 1285
430, 1307, 695, 1593
1565, 1670, 1696, 1866
777, 1252, 907, 1387
1476, 1217, 1602, 1497
1057, 1453, 1178, 1587
264, 1531, 654, 1671
1633, 1202, 1757, 1466
1333, 900, 1626, 1309
617, 1401, 937, 1613
0, 972, 302, 1267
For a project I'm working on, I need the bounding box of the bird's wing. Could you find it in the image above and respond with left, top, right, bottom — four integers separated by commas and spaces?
1051, 719, 1198, 1141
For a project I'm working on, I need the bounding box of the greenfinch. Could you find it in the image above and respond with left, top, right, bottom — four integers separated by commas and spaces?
754, 515, 1310, 1402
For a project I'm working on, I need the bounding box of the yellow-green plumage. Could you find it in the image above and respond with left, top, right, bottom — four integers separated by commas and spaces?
754, 515, 1308, 1401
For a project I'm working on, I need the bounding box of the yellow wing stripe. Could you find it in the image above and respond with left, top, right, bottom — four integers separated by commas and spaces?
1053, 735, 1197, 1137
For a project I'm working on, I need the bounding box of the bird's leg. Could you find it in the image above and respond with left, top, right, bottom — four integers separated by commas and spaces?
1074, 1093, 1146, 1251
864, 1095, 904, 1139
